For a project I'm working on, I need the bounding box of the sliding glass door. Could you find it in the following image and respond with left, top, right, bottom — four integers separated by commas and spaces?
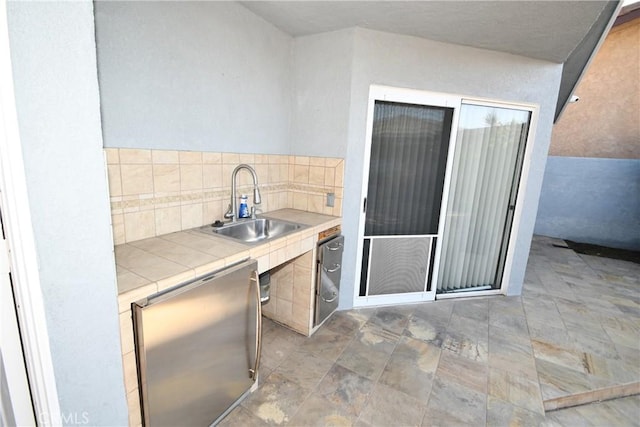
437, 103, 531, 294
354, 86, 536, 307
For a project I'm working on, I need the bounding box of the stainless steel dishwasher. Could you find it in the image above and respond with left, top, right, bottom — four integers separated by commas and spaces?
315, 233, 344, 326
132, 259, 261, 427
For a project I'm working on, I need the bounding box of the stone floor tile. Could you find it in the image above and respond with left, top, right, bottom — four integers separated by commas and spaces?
336, 325, 397, 381
552, 296, 593, 319
489, 327, 538, 381
611, 301, 640, 318
274, 349, 334, 390
534, 269, 575, 298
447, 311, 489, 338
488, 367, 544, 415
522, 296, 561, 315
379, 336, 439, 400
543, 407, 594, 427
535, 358, 615, 401
259, 363, 274, 383
486, 396, 547, 427
442, 327, 489, 363
241, 372, 311, 425
526, 321, 574, 348
581, 351, 640, 383
287, 394, 356, 427
452, 297, 489, 323
488, 295, 526, 316
404, 313, 448, 347
598, 395, 640, 425
573, 293, 627, 318
315, 364, 375, 417
413, 299, 455, 323
260, 319, 306, 369
422, 376, 486, 426
355, 383, 426, 427
300, 326, 354, 362
615, 342, 640, 368
602, 322, 640, 349
365, 307, 410, 335
566, 327, 620, 359
531, 339, 587, 373
219, 405, 268, 427
323, 309, 373, 337
489, 312, 530, 337
435, 349, 488, 394
573, 396, 640, 427
523, 306, 565, 329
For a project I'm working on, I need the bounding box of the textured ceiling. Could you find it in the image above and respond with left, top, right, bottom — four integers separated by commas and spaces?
240, 1, 610, 63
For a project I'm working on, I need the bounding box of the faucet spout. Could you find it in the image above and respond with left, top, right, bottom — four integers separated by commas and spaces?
224, 164, 261, 222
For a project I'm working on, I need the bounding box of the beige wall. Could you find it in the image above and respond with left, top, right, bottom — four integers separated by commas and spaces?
550, 18, 640, 159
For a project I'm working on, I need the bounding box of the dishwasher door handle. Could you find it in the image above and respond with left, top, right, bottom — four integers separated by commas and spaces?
249, 270, 262, 381
322, 263, 341, 273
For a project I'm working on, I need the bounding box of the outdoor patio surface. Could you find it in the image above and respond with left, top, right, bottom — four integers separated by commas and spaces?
220, 235, 640, 426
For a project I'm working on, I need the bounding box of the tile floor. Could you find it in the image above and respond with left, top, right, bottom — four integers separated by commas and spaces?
220, 236, 640, 426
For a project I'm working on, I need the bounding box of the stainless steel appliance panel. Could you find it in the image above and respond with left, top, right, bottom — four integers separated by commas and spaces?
315, 235, 344, 326
133, 260, 260, 427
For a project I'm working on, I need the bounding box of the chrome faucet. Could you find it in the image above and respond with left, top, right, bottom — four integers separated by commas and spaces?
224, 164, 261, 222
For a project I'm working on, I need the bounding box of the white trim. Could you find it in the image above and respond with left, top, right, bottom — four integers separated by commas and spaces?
495, 103, 539, 295
461, 96, 538, 110
352, 88, 376, 306
1, 211, 35, 426
363, 234, 438, 239
428, 96, 462, 300
0, 2, 61, 425
435, 289, 503, 300
0, 265, 33, 426
353, 291, 435, 308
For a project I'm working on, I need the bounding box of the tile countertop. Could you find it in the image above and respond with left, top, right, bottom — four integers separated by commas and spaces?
114, 209, 341, 313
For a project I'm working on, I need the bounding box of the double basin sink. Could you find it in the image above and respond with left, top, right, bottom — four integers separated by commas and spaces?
198, 217, 307, 245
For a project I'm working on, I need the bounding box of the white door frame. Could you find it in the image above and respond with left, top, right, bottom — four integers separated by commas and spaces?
0, 1, 61, 425
353, 85, 539, 307
1, 211, 35, 426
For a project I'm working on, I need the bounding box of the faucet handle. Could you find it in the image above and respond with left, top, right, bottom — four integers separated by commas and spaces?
224, 203, 234, 219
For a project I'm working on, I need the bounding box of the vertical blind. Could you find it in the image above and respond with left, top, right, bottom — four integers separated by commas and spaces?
438, 104, 530, 292
365, 101, 452, 236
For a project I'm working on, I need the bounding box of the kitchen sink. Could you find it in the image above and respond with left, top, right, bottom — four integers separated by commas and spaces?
198, 217, 306, 244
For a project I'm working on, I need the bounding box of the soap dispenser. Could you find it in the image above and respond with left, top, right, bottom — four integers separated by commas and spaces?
238, 194, 249, 218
